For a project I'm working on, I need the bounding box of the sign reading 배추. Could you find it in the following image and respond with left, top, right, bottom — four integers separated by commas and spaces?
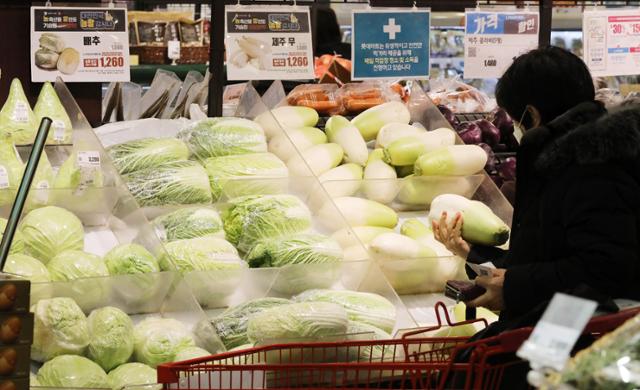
583, 8, 640, 77
464, 10, 539, 79
30, 6, 130, 82
225, 5, 315, 81
351, 8, 431, 80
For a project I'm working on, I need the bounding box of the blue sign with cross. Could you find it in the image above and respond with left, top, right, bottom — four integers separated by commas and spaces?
352, 9, 431, 80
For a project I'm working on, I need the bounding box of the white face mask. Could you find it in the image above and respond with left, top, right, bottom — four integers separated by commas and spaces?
514, 107, 530, 134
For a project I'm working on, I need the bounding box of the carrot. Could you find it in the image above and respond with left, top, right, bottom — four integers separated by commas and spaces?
344, 98, 386, 112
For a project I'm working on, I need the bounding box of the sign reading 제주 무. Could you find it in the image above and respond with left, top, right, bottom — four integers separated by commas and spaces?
225, 5, 314, 81
31, 7, 130, 82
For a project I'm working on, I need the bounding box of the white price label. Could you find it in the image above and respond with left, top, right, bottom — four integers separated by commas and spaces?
517, 293, 597, 371
52, 120, 66, 142
77, 151, 101, 167
168, 40, 181, 60
0, 166, 9, 189
11, 101, 30, 123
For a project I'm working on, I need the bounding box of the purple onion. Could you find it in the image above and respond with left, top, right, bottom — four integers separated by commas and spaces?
491, 108, 514, 138
478, 142, 496, 172
498, 157, 517, 181
437, 104, 459, 127
458, 122, 482, 144
490, 173, 503, 188
476, 119, 501, 146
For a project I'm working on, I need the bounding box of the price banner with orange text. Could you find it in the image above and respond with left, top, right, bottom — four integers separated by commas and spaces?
583, 8, 640, 77
30, 6, 130, 82
225, 5, 314, 81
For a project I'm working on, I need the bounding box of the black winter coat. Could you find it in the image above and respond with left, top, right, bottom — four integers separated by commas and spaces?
469, 101, 640, 322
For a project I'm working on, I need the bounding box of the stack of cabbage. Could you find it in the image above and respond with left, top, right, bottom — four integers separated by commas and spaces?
201, 289, 396, 362
108, 117, 292, 206
1, 205, 162, 309
31, 297, 209, 389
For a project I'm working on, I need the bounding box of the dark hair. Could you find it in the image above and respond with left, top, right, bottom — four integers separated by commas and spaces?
496, 46, 595, 127
315, 7, 342, 45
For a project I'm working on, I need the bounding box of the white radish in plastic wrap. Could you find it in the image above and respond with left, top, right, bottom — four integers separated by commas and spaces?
254, 106, 319, 139
363, 149, 398, 204
325, 115, 368, 166
268, 126, 327, 162
318, 196, 398, 231
287, 143, 343, 176
351, 101, 411, 141
414, 145, 487, 176
369, 232, 437, 260
375, 122, 426, 149
383, 129, 456, 166
332, 226, 394, 248
318, 163, 363, 199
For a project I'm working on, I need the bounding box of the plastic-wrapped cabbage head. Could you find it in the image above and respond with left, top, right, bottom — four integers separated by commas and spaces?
87, 306, 135, 371
19, 206, 84, 264
246, 302, 349, 345
346, 321, 398, 362
104, 243, 160, 275
0, 78, 37, 145
203, 152, 288, 201
47, 250, 109, 311
107, 362, 160, 390
174, 346, 210, 361
211, 297, 292, 350
0, 135, 26, 207
53, 150, 105, 190
30, 372, 39, 387
3, 253, 51, 303
222, 194, 312, 253
246, 233, 343, 268
160, 236, 246, 308
0, 218, 25, 255
293, 289, 397, 334
25, 149, 56, 210
123, 160, 212, 207
32, 297, 90, 362
107, 137, 190, 174
177, 117, 267, 161
152, 207, 224, 242
133, 317, 196, 368
37, 355, 109, 388
33, 81, 74, 145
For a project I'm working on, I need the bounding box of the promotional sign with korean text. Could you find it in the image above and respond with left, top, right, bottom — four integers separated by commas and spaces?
225, 5, 314, 80
583, 8, 640, 77
352, 9, 431, 80
464, 10, 539, 79
31, 6, 130, 82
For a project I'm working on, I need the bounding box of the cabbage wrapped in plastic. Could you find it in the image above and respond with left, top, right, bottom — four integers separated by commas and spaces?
178, 117, 267, 161
174, 346, 210, 361
124, 160, 212, 206
346, 321, 395, 362
294, 289, 396, 333
108, 363, 159, 390
222, 195, 312, 253
3, 253, 49, 282
37, 355, 109, 388
33, 81, 73, 145
204, 152, 288, 200
133, 317, 196, 367
32, 297, 90, 362
47, 250, 109, 281
87, 306, 134, 371
0, 218, 25, 255
19, 206, 84, 263
152, 207, 223, 242
53, 150, 105, 190
0, 136, 26, 206
108, 137, 190, 174
210, 297, 292, 349
247, 302, 349, 345
0, 78, 37, 145
246, 233, 343, 268
104, 243, 160, 275
160, 236, 243, 273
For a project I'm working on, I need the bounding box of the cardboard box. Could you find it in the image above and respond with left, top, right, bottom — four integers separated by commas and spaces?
0, 376, 28, 390
0, 344, 30, 379
0, 314, 32, 346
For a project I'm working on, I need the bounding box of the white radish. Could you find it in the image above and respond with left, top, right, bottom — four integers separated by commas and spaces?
414, 145, 488, 176
318, 163, 363, 199
375, 123, 426, 149
369, 232, 437, 260
268, 126, 327, 162
332, 226, 394, 248
351, 101, 411, 141
254, 106, 319, 139
287, 143, 343, 176
383, 131, 456, 166
363, 149, 398, 204
325, 115, 369, 166
318, 197, 398, 231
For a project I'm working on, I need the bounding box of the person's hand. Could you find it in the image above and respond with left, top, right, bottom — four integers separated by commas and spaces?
467, 269, 506, 311
432, 212, 471, 259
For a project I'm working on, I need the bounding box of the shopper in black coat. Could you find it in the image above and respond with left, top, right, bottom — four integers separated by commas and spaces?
433, 47, 640, 323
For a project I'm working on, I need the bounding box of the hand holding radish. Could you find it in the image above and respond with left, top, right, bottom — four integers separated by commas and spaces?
432, 212, 470, 259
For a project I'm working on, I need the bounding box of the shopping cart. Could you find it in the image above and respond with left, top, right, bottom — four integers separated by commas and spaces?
157, 302, 640, 390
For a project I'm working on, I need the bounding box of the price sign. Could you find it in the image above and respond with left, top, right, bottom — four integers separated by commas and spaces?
225, 5, 314, 81
517, 293, 597, 371
30, 6, 130, 82
352, 9, 431, 80
583, 8, 640, 77
464, 10, 539, 79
